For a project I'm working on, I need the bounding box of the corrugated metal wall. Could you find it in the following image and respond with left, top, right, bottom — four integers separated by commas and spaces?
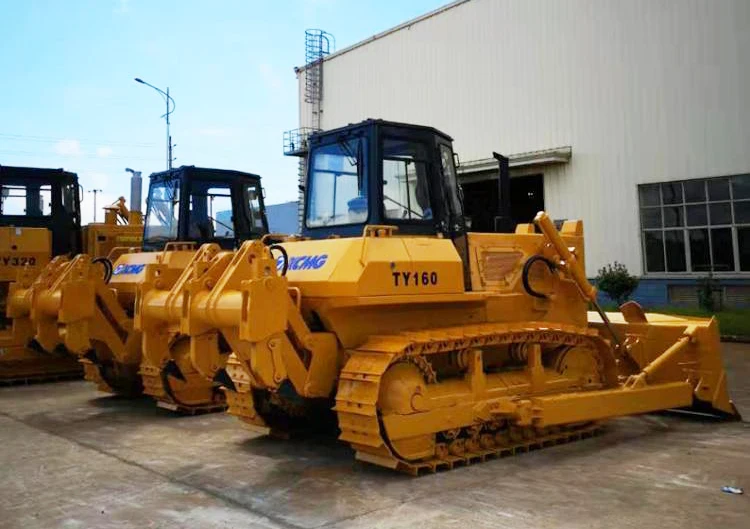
297, 0, 750, 275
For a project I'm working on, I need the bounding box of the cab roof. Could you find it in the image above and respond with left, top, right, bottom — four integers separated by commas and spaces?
149, 165, 262, 184
0, 165, 78, 184
309, 119, 453, 145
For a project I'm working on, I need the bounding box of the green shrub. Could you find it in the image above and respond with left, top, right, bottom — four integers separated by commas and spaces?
697, 274, 721, 312
595, 262, 639, 306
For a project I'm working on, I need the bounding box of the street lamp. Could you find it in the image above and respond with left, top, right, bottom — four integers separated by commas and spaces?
134, 77, 176, 170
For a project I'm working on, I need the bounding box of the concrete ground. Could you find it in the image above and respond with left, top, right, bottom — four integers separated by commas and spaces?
0, 344, 748, 529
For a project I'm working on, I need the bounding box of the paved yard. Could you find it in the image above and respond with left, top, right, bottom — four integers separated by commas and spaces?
0, 343, 748, 529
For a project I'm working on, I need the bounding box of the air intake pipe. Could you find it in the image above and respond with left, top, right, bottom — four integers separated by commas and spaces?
493, 152, 513, 233
125, 168, 142, 214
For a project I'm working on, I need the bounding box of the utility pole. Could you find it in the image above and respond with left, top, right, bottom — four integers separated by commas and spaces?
134, 78, 176, 170
88, 189, 103, 222
166, 87, 173, 170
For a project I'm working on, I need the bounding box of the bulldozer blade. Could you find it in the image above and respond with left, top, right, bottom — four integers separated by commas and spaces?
162, 360, 186, 382
590, 308, 741, 420
212, 368, 236, 391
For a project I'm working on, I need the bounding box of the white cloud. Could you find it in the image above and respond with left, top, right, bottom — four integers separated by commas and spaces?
54, 139, 83, 157
196, 127, 229, 137
114, 0, 130, 14
301, 0, 338, 27
258, 62, 283, 91
96, 146, 114, 158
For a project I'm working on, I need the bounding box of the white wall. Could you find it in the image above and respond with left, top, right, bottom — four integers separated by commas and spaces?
298, 0, 750, 275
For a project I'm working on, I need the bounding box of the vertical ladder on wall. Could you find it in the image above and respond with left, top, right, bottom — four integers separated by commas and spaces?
298, 29, 334, 226
304, 29, 333, 131
282, 29, 335, 233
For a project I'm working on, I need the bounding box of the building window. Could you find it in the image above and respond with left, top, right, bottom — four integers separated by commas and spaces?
638, 174, 750, 274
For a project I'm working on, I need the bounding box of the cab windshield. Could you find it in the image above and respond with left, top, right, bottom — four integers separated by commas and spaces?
144, 178, 179, 244
306, 137, 367, 227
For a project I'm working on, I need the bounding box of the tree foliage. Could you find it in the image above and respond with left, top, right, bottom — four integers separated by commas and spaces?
595, 261, 639, 306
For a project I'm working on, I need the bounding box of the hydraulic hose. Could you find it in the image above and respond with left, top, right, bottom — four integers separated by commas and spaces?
269, 244, 289, 276
521, 255, 557, 299
92, 257, 113, 284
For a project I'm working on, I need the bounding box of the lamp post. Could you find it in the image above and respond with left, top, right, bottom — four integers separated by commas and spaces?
88, 189, 103, 222
134, 77, 176, 170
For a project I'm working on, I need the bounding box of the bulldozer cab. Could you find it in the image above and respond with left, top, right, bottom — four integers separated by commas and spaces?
302, 119, 466, 240
0, 165, 82, 256
142, 166, 268, 252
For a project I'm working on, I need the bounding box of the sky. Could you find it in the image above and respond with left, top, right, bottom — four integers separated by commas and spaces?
0, 0, 448, 223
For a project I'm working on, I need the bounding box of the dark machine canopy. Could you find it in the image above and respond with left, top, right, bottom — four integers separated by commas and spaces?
0, 165, 82, 256
142, 166, 268, 252
302, 119, 468, 240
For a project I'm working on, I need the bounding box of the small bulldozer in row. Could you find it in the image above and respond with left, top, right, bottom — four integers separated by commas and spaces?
0, 165, 143, 382
148, 120, 738, 473
4, 166, 268, 413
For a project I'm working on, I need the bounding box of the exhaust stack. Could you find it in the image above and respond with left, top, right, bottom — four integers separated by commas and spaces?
493, 152, 513, 233
125, 168, 142, 214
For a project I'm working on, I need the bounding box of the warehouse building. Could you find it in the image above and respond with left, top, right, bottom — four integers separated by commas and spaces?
265, 200, 299, 234
286, 0, 750, 307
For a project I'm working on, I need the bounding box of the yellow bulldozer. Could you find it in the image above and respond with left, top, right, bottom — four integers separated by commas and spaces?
148, 119, 738, 473
0, 165, 142, 382
5, 165, 269, 412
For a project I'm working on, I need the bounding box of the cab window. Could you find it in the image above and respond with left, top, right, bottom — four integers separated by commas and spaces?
439, 143, 464, 218
245, 183, 265, 232
0, 184, 52, 216
189, 181, 234, 240
62, 183, 79, 215
382, 139, 431, 221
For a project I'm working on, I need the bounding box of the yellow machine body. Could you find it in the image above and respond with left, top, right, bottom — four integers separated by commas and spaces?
4, 165, 269, 401
134, 243, 234, 411
0, 256, 81, 381
0, 226, 52, 330
1, 197, 142, 309
169, 213, 737, 474
0, 200, 142, 383
81, 197, 143, 259
6, 246, 197, 396
0, 226, 51, 287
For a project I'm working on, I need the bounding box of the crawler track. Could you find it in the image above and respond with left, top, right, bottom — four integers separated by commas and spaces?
362, 421, 603, 475
80, 359, 143, 396
155, 400, 227, 415
141, 365, 226, 415
335, 322, 614, 474
0, 368, 83, 386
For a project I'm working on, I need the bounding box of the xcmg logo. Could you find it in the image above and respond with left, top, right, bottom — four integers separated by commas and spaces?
113, 264, 146, 275
277, 254, 328, 272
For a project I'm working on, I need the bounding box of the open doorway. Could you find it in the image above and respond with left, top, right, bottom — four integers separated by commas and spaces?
461, 173, 545, 231
509, 174, 544, 225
